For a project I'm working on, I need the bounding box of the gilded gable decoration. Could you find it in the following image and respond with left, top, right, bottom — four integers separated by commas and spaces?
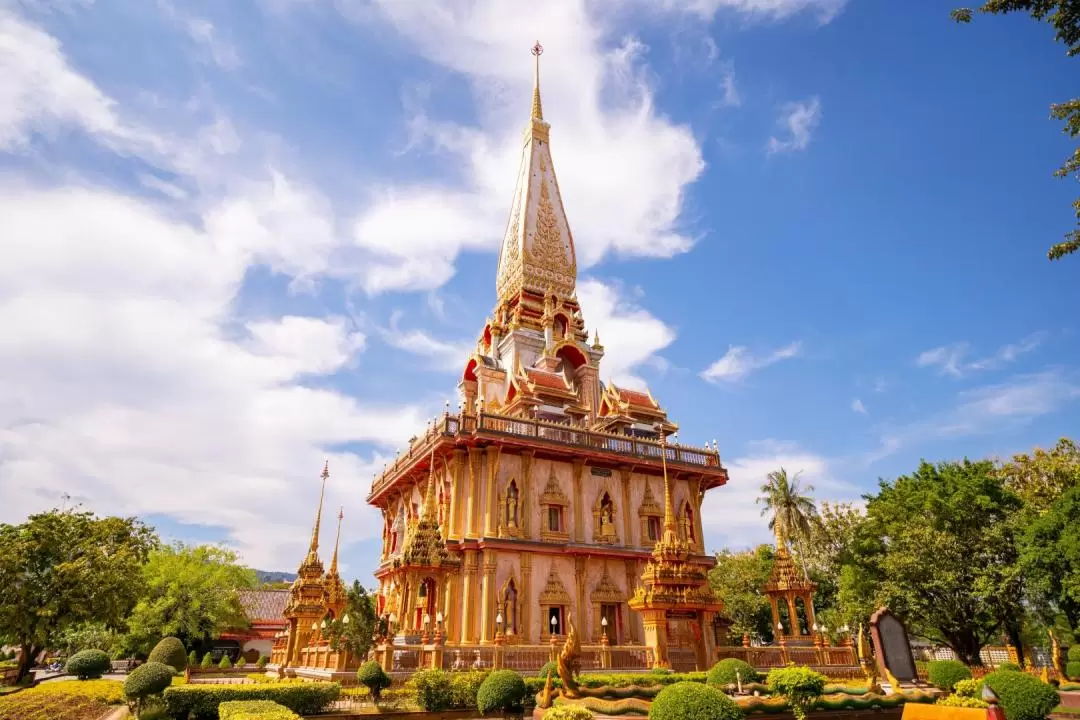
590, 567, 625, 604
539, 568, 572, 605
540, 466, 569, 506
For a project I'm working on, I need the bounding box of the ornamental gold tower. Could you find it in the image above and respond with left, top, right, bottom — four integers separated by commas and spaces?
365, 44, 730, 671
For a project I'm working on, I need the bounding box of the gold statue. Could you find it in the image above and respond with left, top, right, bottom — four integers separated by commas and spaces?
1049, 629, 1065, 679
558, 615, 582, 698
857, 625, 883, 695
538, 669, 554, 709
506, 492, 518, 528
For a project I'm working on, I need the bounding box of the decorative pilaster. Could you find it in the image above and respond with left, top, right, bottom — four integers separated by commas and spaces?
521, 553, 533, 643
449, 449, 465, 540
572, 458, 585, 542
520, 450, 534, 537
575, 556, 587, 641
461, 550, 478, 643
466, 448, 482, 538
624, 559, 639, 644
484, 446, 502, 536
480, 551, 497, 644
619, 466, 633, 547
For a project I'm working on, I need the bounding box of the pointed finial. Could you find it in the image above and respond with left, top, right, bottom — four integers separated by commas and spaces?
309, 461, 329, 555
330, 506, 344, 573
531, 41, 544, 121
659, 430, 677, 536
422, 449, 438, 520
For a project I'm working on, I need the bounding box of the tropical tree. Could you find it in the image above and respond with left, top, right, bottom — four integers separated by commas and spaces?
951, 1, 1080, 261
124, 543, 256, 652
0, 509, 157, 682
323, 581, 379, 662
708, 546, 776, 642
758, 468, 819, 553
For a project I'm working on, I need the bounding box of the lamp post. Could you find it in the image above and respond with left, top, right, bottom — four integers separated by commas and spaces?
840, 624, 852, 648
812, 623, 823, 648
435, 611, 445, 644
422, 613, 431, 645
600, 615, 609, 646
495, 612, 505, 645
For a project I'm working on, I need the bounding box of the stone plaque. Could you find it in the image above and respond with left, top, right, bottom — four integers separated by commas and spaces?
870, 607, 917, 683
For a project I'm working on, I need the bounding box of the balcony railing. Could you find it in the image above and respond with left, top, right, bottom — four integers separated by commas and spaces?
369, 411, 723, 500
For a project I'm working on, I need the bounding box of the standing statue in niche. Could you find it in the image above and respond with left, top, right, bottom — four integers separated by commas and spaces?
599, 497, 616, 541
506, 483, 519, 529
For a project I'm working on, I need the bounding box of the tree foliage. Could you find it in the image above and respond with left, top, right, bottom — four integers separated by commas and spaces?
0, 509, 156, 682
708, 547, 775, 642
840, 460, 1020, 664
758, 468, 818, 551
951, 1, 1080, 260
323, 581, 379, 662
124, 543, 256, 651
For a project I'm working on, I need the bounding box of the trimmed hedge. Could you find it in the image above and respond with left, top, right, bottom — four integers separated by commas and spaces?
1067, 661, 1080, 680
66, 649, 111, 680
219, 700, 299, 720
476, 670, 527, 715
356, 660, 391, 702
983, 670, 1059, 720
927, 660, 972, 691
544, 706, 596, 720
124, 661, 175, 704
765, 666, 827, 720
937, 695, 988, 708
708, 659, 759, 688
149, 637, 188, 673
1069, 645, 1080, 662
650, 682, 744, 720
954, 678, 984, 698
162, 681, 340, 719
411, 668, 454, 711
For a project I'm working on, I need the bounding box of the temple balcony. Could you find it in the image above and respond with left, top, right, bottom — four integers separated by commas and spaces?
366, 409, 726, 505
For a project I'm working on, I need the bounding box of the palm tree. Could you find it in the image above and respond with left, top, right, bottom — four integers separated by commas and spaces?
757, 467, 818, 552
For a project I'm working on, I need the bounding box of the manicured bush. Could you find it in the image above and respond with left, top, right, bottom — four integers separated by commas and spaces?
476, 669, 527, 715
218, 655, 232, 670
219, 699, 299, 720
544, 705, 595, 720
997, 662, 1021, 672
450, 670, 489, 709
66, 649, 111, 680
124, 661, 175, 713
201, 652, 214, 669
953, 678, 984, 698
411, 668, 454, 711
17, 679, 125, 704
984, 669, 1059, 720
765, 666, 827, 720
927, 660, 972, 691
188, 650, 198, 668
649, 681, 743, 720
162, 681, 340, 719
937, 694, 989, 708
1069, 645, 1080, 662
356, 660, 391, 702
1067, 661, 1080, 681
538, 660, 558, 678
148, 637, 188, 673
255, 655, 267, 669
707, 659, 759, 687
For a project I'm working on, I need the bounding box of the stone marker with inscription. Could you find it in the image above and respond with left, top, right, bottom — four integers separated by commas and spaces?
870, 607, 918, 684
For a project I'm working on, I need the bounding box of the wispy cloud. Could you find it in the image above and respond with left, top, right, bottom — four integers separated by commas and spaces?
701, 341, 801, 383
916, 332, 1046, 377
378, 312, 472, 372
716, 62, 741, 108
851, 398, 867, 415
767, 97, 821, 154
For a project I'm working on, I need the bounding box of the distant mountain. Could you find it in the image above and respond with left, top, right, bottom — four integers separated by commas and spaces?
255, 570, 297, 585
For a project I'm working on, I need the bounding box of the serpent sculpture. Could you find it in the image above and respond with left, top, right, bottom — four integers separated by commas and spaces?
557, 615, 583, 698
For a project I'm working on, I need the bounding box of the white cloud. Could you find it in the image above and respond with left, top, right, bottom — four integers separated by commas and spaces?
767, 97, 821, 154
336, 1, 706, 293
916, 332, 1045, 378
717, 63, 741, 108
851, 398, 867, 415
379, 311, 472, 372
701, 341, 801, 383
654, 0, 848, 23
578, 278, 676, 390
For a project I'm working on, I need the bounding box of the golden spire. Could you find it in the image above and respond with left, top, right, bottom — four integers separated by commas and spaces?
309, 460, 329, 555
531, 41, 544, 121
329, 506, 343, 574
422, 449, 438, 520
660, 431, 678, 538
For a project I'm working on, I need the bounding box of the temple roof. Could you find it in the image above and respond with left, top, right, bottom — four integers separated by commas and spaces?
495, 46, 577, 304
238, 589, 288, 624
764, 546, 816, 594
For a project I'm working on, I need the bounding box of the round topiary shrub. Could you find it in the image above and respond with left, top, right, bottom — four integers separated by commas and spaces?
411, 668, 454, 711
148, 636, 187, 673
476, 669, 527, 715
218, 654, 233, 669
649, 681, 744, 720
927, 660, 972, 691
953, 678, 984, 698
200, 652, 213, 668
997, 662, 1021, 672
537, 660, 558, 678
124, 660, 175, 712
66, 649, 111, 680
187, 650, 197, 668
1067, 661, 1080, 681
256, 655, 267, 669
984, 669, 1060, 720
544, 705, 596, 720
707, 659, 759, 687
766, 666, 827, 720
1069, 645, 1080, 662
357, 660, 392, 702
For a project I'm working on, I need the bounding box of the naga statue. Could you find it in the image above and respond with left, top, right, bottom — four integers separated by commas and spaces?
557, 615, 583, 698
857, 625, 883, 695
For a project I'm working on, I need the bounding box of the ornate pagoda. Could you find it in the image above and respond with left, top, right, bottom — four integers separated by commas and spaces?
271, 463, 353, 672
763, 526, 817, 644
628, 437, 725, 669
365, 44, 730, 671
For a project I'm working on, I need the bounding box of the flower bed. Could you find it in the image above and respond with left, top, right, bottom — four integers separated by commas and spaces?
0, 679, 126, 720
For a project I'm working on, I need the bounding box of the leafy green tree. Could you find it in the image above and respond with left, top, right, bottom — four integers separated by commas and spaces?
708, 546, 776, 642
1018, 483, 1080, 634
324, 581, 379, 662
999, 438, 1080, 514
54, 622, 122, 658
841, 460, 1021, 664
951, 2, 1080, 260
0, 509, 157, 682
758, 468, 819, 553
124, 543, 256, 651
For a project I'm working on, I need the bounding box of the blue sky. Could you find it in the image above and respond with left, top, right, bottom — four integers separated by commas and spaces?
1, 0, 1077, 577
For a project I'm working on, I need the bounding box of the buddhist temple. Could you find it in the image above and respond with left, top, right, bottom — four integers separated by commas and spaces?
363, 44, 730, 672
763, 526, 817, 644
